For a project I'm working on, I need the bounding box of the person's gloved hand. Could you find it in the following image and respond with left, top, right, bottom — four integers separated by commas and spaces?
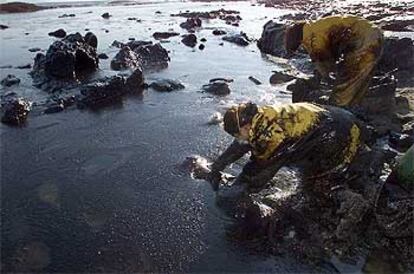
206, 171, 222, 191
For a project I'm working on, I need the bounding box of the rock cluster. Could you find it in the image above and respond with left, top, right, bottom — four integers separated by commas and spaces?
31, 32, 99, 91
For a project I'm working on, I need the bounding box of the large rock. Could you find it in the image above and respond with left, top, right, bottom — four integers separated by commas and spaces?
1, 74, 20, 87
1, 97, 31, 125
288, 76, 326, 103
31, 32, 99, 91
359, 74, 397, 114
222, 32, 251, 46
85, 32, 98, 48
78, 72, 143, 108
181, 34, 197, 47
110, 41, 170, 71
378, 37, 414, 73
110, 46, 140, 71
257, 21, 286, 57
134, 43, 170, 70
78, 76, 126, 108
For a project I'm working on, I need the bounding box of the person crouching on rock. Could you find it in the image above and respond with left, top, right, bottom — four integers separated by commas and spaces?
208, 102, 365, 192
285, 15, 383, 107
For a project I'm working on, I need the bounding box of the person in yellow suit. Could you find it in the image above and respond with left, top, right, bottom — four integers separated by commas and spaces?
284, 15, 384, 106
208, 102, 363, 190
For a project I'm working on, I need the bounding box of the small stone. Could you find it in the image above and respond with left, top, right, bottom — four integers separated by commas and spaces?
1, 74, 20, 87
0, 24, 9, 30
61, 95, 76, 107
202, 79, 230, 96
44, 103, 64, 114
149, 79, 185, 92
153, 32, 180, 40
111, 40, 124, 48
208, 112, 223, 125
209, 77, 233, 83
212, 29, 226, 35
48, 28, 66, 38
222, 32, 250, 46
200, 38, 207, 42
28, 47, 41, 52
181, 34, 197, 47
101, 12, 111, 19
16, 64, 31, 69
269, 71, 296, 84
389, 132, 414, 152
248, 76, 262, 85
199, 44, 205, 50
59, 13, 75, 18
98, 53, 109, 59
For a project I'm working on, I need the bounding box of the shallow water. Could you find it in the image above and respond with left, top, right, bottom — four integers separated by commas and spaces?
0, 1, 323, 272
1, 0, 405, 272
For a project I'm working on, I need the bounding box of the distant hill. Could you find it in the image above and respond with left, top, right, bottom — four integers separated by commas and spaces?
0, 2, 46, 13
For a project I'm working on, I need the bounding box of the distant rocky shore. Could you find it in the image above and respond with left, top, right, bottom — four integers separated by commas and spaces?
0, 2, 47, 13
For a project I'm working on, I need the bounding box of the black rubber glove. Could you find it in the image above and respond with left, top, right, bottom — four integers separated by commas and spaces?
206, 171, 222, 191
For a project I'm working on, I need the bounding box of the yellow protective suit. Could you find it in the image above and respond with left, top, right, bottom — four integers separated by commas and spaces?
302, 15, 383, 106
248, 103, 325, 160
248, 103, 360, 166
